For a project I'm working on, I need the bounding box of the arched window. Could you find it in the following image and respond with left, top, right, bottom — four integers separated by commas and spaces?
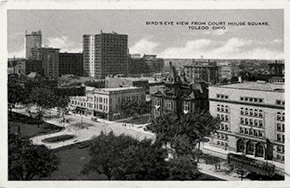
249, 109, 253, 116
237, 139, 245, 153
241, 107, 244, 115
246, 141, 255, 155
259, 110, 263, 117
277, 112, 281, 121
217, 104, 220, 112
245, 108, 249, 115
254, 109, 258, 117
254, 119, 258, 126
225, 105, 229, 112
256, 142, 264, 157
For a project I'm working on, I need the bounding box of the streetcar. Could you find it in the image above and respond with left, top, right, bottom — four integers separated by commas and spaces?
227, 153, 275, 177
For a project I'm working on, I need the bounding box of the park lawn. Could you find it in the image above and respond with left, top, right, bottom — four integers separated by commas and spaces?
8, 112, 64, 139
42, 142, 106, 180
120, 114, 151, 125
42, 141, 222, 180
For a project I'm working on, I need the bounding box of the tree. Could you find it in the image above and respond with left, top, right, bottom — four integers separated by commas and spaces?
82, 131, 139, 180
121, 100, 150, 118
117, 140, 169, 180
147, 112, 219, 162
167, 155, 200, 180
55, 95, 70, 122
8, 133, 59, 180
8, 79, 30, 117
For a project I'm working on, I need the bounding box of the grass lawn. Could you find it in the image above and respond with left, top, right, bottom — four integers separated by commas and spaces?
8, 112, 64, 139
41, 141, 223, 180
120, 114, 151, 125
42, 142, 106, 180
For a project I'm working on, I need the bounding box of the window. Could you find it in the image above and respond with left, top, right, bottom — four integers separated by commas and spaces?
254, 119, 258, 126
183, 102, 189, 112
259, 120, 263, 127
240, 117, 244, 124
240, 127, 244, 133
240, 107, 244, 115
167, 100, 173, 109
277, 146, 284, 153
225, 124, 228, 131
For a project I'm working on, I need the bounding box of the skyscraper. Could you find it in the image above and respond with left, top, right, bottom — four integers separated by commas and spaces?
25, 30, 42, 59
32, 47, 60, 79
83, 32, 128, 78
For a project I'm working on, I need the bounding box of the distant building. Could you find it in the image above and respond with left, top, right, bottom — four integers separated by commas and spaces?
69, 87, 146, 120
143, 54, 164, 73
59, 52, 83, 76
128, 56, 150, 76
184, 60, 219, 85
83, 32, 128, 78
32, 47, 60, 79
151, 62, 209, 118
269, 61, 284, 75
208, 82, 285, 164
106, 77, 149, 93
217, 61, 239, 81
7, 58, 43, 76
25, 30, 42, 59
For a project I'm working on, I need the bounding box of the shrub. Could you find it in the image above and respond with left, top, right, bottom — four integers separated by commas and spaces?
42, 134, 76, 143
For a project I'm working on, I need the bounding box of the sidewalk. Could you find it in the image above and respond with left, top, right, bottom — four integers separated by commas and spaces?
201, 142, 285, 175
197, 160, 250, 181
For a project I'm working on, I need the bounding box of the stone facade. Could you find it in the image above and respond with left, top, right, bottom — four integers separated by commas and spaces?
209, 82, 285, 163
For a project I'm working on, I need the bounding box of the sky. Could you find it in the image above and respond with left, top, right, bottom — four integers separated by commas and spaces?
8, 9, 284, 59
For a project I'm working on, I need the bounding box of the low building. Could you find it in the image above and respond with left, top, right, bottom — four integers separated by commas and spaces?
106, 77, 149, 93
268, 60, 284, 76
7, 59, 43, 76
69, 87, 146, 120
208, 81, 285, 165
151, 62, 209, 118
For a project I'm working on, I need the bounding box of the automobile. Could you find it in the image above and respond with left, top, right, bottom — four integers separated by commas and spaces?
78, 142, 90, 149
91, 117, 98, 122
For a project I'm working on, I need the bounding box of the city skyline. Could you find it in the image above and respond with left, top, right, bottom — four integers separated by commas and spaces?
8, 9, 283, 59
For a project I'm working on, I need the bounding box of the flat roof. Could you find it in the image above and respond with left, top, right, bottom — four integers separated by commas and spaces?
94, 87, 140, 92
211, 82, 284, 92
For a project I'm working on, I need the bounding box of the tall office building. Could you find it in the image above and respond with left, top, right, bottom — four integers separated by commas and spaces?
32, 47, 60, 79
208, 82, 285, 164
59, 52, 83, 76
83, 32, 128, 79
25, 30, 42, 59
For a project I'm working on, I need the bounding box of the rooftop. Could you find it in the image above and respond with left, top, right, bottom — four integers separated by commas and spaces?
93, 87, 140, 92
211, 82, 284, 92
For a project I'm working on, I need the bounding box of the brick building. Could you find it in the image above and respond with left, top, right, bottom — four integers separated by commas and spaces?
59, 52, 83, 76
184, 60, 219, 85
69, 87, 146, 120
32, 47, 60, 79
151, 63, 208, 118
83, 32, 128, 78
